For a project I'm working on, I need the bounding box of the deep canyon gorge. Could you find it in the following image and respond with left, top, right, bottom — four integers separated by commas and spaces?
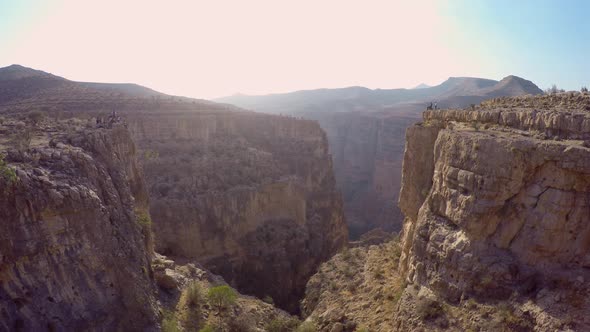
1, 65, 588, 332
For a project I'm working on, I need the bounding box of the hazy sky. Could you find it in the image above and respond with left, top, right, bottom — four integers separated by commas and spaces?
1, 0, 589, 99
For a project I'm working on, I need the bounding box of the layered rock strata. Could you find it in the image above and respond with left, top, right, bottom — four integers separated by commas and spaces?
0, 119, 158, 331
398, 93, 590, 330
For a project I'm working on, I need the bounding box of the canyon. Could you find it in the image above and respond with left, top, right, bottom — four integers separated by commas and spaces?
1, 64, 588, 332
217, 76, 544, 238
126, 111, 347, 312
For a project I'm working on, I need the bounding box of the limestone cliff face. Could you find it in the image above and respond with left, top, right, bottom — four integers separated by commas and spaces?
398, 93, 590, 330
0, 120, 158, 331
126, 111, 348, 313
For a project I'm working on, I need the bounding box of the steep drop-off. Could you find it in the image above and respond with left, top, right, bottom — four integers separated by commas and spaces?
126, 111, 348, 313
217, 76, 543, 238
301, 92, 590, 331
0, 118, 158, 331
397, 93, 590, 329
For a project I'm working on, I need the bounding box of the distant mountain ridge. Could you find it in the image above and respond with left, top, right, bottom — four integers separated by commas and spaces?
0, 64, 237, 113
412, 83, 431, 89
215, 75, 543, 115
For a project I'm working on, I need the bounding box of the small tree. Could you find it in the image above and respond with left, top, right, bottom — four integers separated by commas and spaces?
582, 86, 589, 93
0, 154, 17, 186
28, 111, 45, 127
11, 129, 32, 152
207, 285, 237, 312
186, 281, 202, 306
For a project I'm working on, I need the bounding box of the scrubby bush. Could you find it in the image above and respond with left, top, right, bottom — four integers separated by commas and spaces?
161, 311, 180, 332
198, 325, 217, 332
262, 295, 274, 305
265, 318, 300, 332
582, 86, 589, 93
0, 154, 17, 186
11, 128, 32, 152
28, 111, 45, 126
207, 285, 237, 311
187, 281, 202, 306
295, 321, 316, 332
416, 297, 444, 320
228, 316, 255, 332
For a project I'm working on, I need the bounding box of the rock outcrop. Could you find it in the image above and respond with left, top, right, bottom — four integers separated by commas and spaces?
398, 92, 590, 331
301, 93, 590, 332
0, 118, 158, 331
126, 111, 348, 313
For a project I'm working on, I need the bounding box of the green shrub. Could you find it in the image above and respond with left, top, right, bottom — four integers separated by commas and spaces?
161, 311, 180, 332
295, 321, 316, 332
265, 318, 300, 332
11, 128, 32, 152
228, 316, 255, 332
0, 154, 17, 186
262, 295, 274, 305
136, 212, 151, 227
198, 324, 217, 332
28, 111, 45, 126
207, 285, 237, 311
187, 281, 202, 306
416, 297, 444, 320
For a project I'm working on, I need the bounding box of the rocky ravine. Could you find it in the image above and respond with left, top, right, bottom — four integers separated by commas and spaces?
126, 111, 348, 313
0, 118, 158, 331
302, 92, 590, 331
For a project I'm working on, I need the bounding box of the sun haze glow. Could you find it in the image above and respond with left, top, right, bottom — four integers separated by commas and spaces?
1, 0, 588, 98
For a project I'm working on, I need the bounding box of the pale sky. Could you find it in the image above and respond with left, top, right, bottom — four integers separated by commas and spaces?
1, 0, 588, 99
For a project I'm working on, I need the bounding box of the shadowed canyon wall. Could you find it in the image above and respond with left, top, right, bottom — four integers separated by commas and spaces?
127, 111, 348, 312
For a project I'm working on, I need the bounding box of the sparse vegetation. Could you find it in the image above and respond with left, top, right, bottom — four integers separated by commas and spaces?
28, 111, 45, 126
161, 310, 181, 332
0, 154, 18, 186
187, 281, 203, 307
262, 295, 274, 305
416, 297, 444, 320
295, 321, 316, 332
228, 316, 255, 332
11, 128, 32, 152
545, 84, 565, 94
265, 317, 301, 332
136, 211, 152, 230
198, 324, 217, 332
207, 285, 237, 312
582, 86, 588, 93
